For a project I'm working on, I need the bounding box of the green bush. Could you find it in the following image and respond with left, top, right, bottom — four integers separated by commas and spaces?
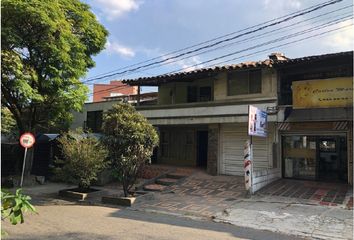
54, 129, 108, 190
102, 103, 159, 197
1, 188, 36, 236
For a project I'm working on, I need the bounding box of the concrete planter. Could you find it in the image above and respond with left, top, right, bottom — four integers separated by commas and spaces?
101, 196, 136, 206
58, 188, 99, 201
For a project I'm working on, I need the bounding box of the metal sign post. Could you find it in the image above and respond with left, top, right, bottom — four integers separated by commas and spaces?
20, 147, 28, 187
19, 133, 36, 188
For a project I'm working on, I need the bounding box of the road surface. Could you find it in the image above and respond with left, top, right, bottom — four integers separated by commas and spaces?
3, 205, 303, 240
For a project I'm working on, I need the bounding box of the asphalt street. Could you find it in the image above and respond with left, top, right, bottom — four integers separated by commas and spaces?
2, 205, 304, 240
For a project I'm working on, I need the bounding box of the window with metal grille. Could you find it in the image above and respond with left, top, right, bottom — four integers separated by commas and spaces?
228, 69, 262, 95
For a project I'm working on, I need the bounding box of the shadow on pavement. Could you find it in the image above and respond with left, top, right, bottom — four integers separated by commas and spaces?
108, 208, 304, 240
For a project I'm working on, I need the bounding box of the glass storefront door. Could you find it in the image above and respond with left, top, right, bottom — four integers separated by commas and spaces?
282, 135, 347, 182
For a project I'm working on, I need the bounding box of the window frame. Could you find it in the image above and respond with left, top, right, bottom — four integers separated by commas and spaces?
227, 69, 262, 96
86, 110, 103, 133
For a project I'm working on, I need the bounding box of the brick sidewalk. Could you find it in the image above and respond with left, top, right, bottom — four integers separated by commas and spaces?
258, 179, 352, 207
132, 172, 247, 217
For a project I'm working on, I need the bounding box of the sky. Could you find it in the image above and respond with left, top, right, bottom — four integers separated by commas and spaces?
82, 0, 353, 99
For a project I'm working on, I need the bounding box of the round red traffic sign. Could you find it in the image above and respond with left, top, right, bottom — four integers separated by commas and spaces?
20, 133, 36, 148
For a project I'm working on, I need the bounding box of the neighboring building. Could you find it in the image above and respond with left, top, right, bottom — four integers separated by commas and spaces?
72, 92, 158, 133
103, 92, 157, 105
71, 51, 353, 191
93, 80, 138, 102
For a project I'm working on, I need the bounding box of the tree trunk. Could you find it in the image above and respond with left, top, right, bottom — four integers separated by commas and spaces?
122, 177, 128, 197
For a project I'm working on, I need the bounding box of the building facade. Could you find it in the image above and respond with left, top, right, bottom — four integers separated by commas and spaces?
93, 80, 138, 102
275, 52, 353, 185
72, 51, 353, 190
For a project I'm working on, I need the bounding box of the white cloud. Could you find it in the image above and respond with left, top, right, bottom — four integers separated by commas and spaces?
322, 20, 354, 50
93, 0, 142, 20
105, 40, 135, 58
162, 55, 204, 72
178, 56, 204, 72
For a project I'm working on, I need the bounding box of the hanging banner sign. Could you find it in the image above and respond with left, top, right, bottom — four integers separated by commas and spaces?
292, 77, 353, 109
248, 105, 267, 137
244, 140, 252, 191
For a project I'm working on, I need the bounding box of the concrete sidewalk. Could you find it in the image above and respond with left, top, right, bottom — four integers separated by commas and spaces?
213, 195, 353, 240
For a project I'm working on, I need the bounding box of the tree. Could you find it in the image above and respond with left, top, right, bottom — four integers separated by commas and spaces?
1, 0, 108, 134
1, 107, 18, 138
102, 103, 159, 197
54, 129, 108, 190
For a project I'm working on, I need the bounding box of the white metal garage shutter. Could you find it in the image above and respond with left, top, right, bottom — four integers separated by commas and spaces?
220, 123, 270, 176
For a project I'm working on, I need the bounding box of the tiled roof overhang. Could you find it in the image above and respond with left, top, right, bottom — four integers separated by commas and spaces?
272, 51, 353, 68
123, 51, 353, 86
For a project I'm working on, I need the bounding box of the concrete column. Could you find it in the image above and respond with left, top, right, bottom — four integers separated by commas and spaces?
207, 124, 219, 175
348, 121, 353, 185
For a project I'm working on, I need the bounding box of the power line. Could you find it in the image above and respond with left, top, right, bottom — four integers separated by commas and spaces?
88, 21, 352, 97
204, 24, 353, 68
163, 15, 352, 75
88, 7, 352, 83
83, 0, 341, 81
89, 18, 352, 97
82, 0, 343, 84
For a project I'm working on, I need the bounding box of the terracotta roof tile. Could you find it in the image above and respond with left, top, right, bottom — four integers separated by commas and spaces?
123, 51, 352, 86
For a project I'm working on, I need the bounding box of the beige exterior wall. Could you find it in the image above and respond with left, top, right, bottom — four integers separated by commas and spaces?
158, 78, 214, 105
214, 68, 277, 101
72, 67, 278, 129
157, 68, 277, 105
70, 100, 123, 130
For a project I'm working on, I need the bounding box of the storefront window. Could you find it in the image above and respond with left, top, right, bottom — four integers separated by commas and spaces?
282, 135, 316, 180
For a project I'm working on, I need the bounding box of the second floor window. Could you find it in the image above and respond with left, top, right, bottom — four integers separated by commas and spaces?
187, 86, 198, 103
187, 86, 212, 103
228, 69, 262, 95
86, 110, 103, 133
199, 86, 212, 102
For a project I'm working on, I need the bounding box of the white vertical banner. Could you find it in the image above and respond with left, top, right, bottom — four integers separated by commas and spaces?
248, 105, 267, 137
243, 140, 252, 192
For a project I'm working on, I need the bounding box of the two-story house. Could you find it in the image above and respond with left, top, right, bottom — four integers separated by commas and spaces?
71, 51, 353, 191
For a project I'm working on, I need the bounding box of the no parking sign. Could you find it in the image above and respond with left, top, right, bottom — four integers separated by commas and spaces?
19, 133, 36, 187
20, 133, 35, 148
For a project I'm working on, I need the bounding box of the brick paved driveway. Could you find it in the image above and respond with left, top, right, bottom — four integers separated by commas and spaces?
132, 172, 353, 219
257, 179, 352, 207
132, 171, 246, 217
